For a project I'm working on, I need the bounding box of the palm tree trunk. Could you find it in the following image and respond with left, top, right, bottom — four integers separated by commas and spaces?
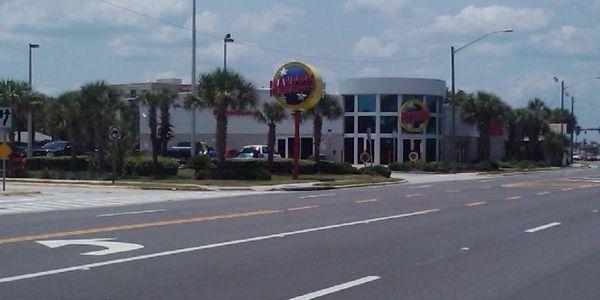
149, 104, 158, 176
94, 122, 105, 172
69, 121, 77, 172
313, 116, 323, 166
215, 107, 228, 177
267, 123, 276, 171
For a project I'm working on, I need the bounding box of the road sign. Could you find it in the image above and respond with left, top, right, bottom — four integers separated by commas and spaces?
0, 143, 11, 159
36, 238, 144, 256
0, 107, 12, 128
360, 152, 371, 164
408, 151, 419, 162
109, 125, 122, 140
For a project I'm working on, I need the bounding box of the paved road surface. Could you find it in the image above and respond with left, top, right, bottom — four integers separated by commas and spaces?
0, 166, 599, 299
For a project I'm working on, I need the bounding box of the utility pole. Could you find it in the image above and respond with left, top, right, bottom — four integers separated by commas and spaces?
190, 0, 197, 157
571, 96, 575, 163
560, 80, 565, 135
27, 43, 39, 157
450, 46, 456, 163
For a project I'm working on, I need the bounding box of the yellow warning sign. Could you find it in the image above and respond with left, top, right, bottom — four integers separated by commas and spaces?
0, 143, 12, 159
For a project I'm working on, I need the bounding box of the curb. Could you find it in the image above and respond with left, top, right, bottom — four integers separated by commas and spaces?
0, 190, 41, 196
273, 179, 405, 191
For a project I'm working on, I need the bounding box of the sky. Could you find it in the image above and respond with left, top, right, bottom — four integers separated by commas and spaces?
1, 0, 599, 140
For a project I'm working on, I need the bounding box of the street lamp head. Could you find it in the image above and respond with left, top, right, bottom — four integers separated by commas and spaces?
29, 43, 40, 49
224, 33, 234, 43
500, 29, 514, 33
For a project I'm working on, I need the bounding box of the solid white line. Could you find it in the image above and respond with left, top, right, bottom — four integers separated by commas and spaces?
537, 192, 551, 195
0, 209, 438, 283
525, 222, 561, 233
98, 209, 166, 218
289, 276, 381, 300
298, 193, 335, 199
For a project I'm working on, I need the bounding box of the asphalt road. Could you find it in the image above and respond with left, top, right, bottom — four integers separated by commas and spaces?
0, 165, 599, 299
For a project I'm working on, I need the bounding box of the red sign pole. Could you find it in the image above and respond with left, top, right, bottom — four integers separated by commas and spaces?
293, 110, 300, 179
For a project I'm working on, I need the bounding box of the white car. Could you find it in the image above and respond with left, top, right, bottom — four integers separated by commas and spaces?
237, 145, 282, 159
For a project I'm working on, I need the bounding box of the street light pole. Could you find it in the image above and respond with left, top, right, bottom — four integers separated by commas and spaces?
223, 34, 234, 70
449, 29, 513, 163
561, 80, 565, 134
571, 96, 574, 161
27, 43, 39, 158
190, 0, 197, 158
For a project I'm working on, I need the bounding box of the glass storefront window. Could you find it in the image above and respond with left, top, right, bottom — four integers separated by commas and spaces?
344, 138, 354, 164
381, 95, 398, 112
426, 139, 437, 162
380, 116, 398, 134
426, 96, 438, 113
426, 117, 437, 135
344, 116, 355, 134
358, 94, 376, 112
358, 116, 376, 133
402, 95, 423, 104
343, 95, 355, 113
380, 138, 394, 165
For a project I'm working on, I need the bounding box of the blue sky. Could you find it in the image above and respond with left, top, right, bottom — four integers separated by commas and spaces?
1, 0, 599, 140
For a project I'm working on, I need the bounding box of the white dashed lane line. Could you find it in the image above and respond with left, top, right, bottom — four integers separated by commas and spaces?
525, 222, 561, 233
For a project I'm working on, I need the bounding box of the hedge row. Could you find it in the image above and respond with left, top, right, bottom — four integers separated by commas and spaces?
187, 158, 359, 176
123, 156, 179, 177
389, 161, 500, 173
26, 156, 90, 172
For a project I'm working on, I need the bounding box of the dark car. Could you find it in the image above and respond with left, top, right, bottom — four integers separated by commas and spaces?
167, 142, 212, 162
33, 141, 72, 157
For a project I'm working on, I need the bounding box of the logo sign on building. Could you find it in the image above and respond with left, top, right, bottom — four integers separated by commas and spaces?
270, 61, 324, 110
399, 99, 430, 133
0, 107, 12, 128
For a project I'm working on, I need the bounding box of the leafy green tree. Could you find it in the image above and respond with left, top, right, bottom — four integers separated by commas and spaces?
185, 68, 257, 176
460, 91, 510, 161
254, 102, 287, 170
303, 94, 343, 165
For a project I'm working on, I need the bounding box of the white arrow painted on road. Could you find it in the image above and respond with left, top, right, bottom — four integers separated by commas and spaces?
36, 238, 144, 256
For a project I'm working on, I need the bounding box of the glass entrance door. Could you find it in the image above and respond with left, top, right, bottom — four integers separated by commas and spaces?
402, 139, 425, 162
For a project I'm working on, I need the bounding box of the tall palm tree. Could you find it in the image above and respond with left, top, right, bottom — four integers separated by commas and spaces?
138, 90, 161, 175
56, 91, 82, 169
526, 98, 551, 120
303, 94, 343, 165
185, 68, 257, 175
254, 102, 287, 170
460, 91, 510, 161
515, 108, 549, 159
157, 90, 177, 156
0, 79, 29, 142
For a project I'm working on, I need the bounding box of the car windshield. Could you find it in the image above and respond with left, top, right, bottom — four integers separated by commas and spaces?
42, 141, 67, 149
240, 147, 258, 154
175, 142, 190, 147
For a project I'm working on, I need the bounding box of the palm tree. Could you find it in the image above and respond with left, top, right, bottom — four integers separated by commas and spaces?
56, 91, 82, 170
460, 91, 510, 161
138, 91, 161, 175
157, 90, 177, 156
185, 68, 257, 175
514, 108, 549, 159
526, 98, 551, 119
303, 94, 343, 165
254, 102, 287, 170
0, 79, 29, 142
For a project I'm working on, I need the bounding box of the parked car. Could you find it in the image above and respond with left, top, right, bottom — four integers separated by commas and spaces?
572, 154, 581, 161
585, 154, 599, 161
236, 145, 282, 159
168, 142, 211, 158
32, 141, 72, 157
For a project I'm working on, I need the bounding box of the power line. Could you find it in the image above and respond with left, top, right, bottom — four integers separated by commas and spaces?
94, 0, 445, 64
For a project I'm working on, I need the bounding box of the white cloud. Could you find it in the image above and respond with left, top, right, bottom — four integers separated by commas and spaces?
343, 0, 408, 14
352, 36, 398, 58
359, 67, 382, 77
233, 4, 304, 36
150, 11, 219, 44
530, 25, 600, 55
198, 42, 265, 64
431, 5, 553, 34
107, 36, 136, 57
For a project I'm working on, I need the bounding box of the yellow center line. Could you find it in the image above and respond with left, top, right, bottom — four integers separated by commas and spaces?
0, 210, 282, 245
287, 205, 319, 211
537, 191, 551, 195
506, 196, 522, 200
354, 199, 379, 203
406, 194, 425, 198
465, 201, 487, 207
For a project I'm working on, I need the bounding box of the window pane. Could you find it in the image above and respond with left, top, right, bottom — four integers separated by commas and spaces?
358, 116, 376, 133
343, 95, 355, 113
426, 96, 438, 113
426, 117, 437, 135
381, 94, 398, 112
402, 95, 423, 104
358, 94, 376, 112
426, 139, 437, 162
344, 116, 355, 134
380, 116, 398, 134
344, 138, 354, 164
380, 138, 394, 165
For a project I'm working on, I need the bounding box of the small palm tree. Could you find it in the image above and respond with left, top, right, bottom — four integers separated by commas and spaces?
254, 102, 287, 170
185, 68, 257, 176
157, 90, 177, 156
527, 98, 551, 120
514, 108, 549, 159
461, 91, 510, 161
138, 90, 162, 175
303, 94, 343, 165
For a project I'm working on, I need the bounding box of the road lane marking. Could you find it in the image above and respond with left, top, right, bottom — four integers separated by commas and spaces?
0, 210, 282, 245
412, 185, 431, 189
37, 238, 144, 256
97, 209, 166, 218
0, 209, 439, 283
561, 188, 573, 192
506, 196, 522, 200
355, 199, 378, 203
465, 201, 486, 207
446, 189, 460, 193
299, 194, 335, 199
289, 276, 381, 300
405, 194, 425, 198
537, 192, 551, 196
287, 206, 319, 211
479, 180, 493, 183
525, 222, 561, 233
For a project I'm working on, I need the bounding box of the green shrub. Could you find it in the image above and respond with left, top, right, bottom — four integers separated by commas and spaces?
423, 162, 452, 173
389, 161, 412, 171
186, 155, 212, 171
26, 156, 90, 172
218, 168, 272, 181
315, 161, 358, 174
361, 165, 392, 178
123, 156, 179, 177
472, 161, 498, 172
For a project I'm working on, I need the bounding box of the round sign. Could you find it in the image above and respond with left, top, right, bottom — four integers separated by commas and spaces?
400, 99, 430, 133
408, 151, 419, 162
270, 61, 324, 110
109, 125, 122, 140
360, 152, 371, 164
